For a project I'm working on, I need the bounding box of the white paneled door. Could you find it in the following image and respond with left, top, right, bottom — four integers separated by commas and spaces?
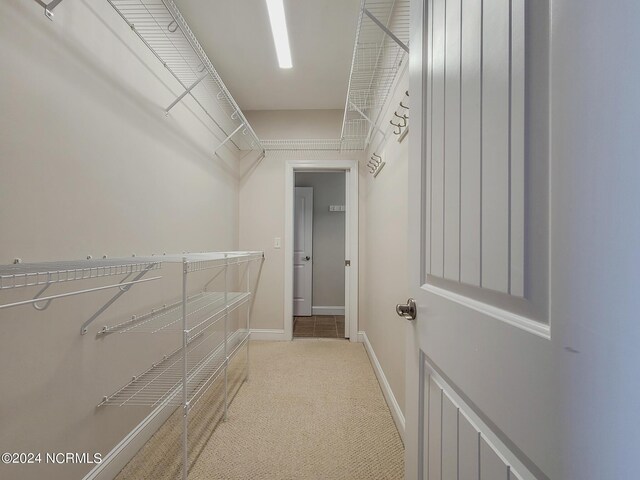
406, 0, 554, 478
405, 0, 640, 478
293, 187, 313, 316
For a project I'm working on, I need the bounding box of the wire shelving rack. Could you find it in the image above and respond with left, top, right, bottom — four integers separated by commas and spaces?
107, 0, 264, 156
98, 251, 263, 480
261, 0, 409, 153
341, 0, 410, 150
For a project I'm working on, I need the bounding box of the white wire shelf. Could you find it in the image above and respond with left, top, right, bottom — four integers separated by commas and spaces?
262, 139, 342, 151
341, 0, 410, 149
107, 0, 263, 153
100, 291, 250, 336
128, 251, 263, 272
182, 251, 263, 273
99, 329, 250, 409
261, 138, 366, 151
0, 258, 161, 290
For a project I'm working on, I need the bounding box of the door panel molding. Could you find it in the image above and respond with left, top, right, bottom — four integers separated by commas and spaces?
422, 282, 550, 339
423, 0, 526, 298
422, 358, 541, 480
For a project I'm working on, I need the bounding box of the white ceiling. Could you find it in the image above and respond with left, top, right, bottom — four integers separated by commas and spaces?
174, 0, 361, 111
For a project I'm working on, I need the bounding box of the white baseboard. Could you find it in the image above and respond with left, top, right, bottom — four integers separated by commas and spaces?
358, 331, 405, 442
311, 306, 345, 316
250, 329, 287, 341
82, 404, 175, 480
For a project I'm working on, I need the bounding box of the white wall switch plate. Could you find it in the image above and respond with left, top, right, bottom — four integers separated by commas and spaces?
274, 237, 281, 249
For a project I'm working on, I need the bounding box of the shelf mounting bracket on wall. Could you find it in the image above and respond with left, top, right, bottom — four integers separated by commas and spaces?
164, 71, 210, 115
34, 0, 64, 20
350, 102, 385, 146
80, 263, 161, 335
362, 8, 410, 53
213, 123, 244, 157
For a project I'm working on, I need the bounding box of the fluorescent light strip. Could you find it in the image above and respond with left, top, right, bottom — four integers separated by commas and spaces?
265, 0, 293, 69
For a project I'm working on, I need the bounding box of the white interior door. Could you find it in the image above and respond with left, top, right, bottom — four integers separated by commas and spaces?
293, 187, 313, 316
407, 0, 640, 477
405, 0, 556, 478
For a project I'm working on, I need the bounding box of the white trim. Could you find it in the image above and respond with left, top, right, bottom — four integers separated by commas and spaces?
312, 306, 345, 316
422, 283, 551, 339
284, 160, 359, 342
359, 331, 406, 442
249, 329, 287, 341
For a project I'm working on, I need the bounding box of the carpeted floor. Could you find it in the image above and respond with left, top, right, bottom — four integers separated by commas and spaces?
116, 340, 404, 480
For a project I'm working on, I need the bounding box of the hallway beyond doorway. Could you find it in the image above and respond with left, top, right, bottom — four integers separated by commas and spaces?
293, 315, 345, 338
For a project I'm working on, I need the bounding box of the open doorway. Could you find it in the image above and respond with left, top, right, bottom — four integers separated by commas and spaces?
293, 172, 346, 338
284, 160, 359, 342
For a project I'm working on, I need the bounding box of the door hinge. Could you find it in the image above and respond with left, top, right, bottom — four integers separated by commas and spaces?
345, 260, 351, 267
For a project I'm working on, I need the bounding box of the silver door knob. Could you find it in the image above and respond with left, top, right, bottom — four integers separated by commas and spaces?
396, 298, 417, 320
304, 256, 311, 261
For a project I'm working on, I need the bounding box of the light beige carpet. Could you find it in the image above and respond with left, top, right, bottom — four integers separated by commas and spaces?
116, 340, 404, 480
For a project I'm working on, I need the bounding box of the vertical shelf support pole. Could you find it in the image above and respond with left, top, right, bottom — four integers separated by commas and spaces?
181, 258, 188, 480
223, 255, 229, 421
246, 261, 251, 381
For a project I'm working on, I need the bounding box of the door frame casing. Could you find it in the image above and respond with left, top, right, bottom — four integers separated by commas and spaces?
284, 160, 359, 341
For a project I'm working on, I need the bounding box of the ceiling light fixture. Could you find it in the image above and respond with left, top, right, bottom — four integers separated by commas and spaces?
265, 0, 293, 69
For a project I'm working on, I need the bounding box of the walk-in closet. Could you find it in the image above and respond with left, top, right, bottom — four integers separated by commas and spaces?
10, 0, 638, 479
1, 0, 410, 478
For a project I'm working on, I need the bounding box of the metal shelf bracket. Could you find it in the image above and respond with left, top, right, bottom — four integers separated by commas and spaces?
213, 123, 244, 157
350, 102, 386, 139
34, 0, 64, 20
363, 7, 409, 53
165, 71, 210, 115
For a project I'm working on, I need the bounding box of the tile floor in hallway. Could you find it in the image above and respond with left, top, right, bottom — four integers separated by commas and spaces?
293, 315, 345, 338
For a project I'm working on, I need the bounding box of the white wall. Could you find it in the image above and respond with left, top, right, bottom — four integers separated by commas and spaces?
0, 1, 244, 479
358, 70, 409, 420
295, 172, 346, 310
244, 109, 343, 139
239, 111, 360, 332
